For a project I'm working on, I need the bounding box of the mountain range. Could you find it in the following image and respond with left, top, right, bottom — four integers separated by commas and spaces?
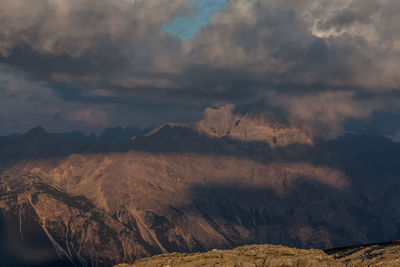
0, 106, 400, 266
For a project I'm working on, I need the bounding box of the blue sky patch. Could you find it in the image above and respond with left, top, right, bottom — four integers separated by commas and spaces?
163, 0, 227, 41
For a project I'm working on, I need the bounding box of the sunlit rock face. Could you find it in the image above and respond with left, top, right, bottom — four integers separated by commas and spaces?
0, 124, 400, 266
117, 241, 400, 267
196, 104, 313, 147
118, 244, 343, 267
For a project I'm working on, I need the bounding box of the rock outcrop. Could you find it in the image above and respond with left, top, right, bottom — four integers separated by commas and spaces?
196, 104, 313, 147
116, 241, 400, 267
116, 244, 342, 267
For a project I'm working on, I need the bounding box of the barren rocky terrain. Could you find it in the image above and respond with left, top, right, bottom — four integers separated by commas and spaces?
116, 244, 342, 267
117, 241, 400, 267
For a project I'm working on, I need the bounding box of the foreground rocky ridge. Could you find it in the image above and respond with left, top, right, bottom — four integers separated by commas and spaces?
116, 244, 341, 267
116, 241, 400, 267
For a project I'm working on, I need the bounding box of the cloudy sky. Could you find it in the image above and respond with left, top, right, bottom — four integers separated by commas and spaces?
1, 0, 400, 138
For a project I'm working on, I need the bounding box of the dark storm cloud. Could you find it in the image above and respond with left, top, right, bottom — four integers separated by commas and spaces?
0, 0, 400, 137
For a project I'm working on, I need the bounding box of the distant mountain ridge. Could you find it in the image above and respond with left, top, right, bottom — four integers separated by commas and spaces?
0, 125, 154, 144
0, 125, 155, 163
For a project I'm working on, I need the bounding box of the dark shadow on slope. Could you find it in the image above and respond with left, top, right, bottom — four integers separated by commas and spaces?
328, 133, 400, 177
324, 240, 400, 257
0, 212, 75, 267
169, 178, 400, 251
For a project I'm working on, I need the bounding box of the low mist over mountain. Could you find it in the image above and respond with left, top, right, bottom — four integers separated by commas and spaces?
1, 106, 400, 266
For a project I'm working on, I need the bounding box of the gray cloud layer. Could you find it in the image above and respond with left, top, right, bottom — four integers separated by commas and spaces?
0, 0, 400, 137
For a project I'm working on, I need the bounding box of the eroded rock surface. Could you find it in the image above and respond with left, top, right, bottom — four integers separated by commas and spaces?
327, 241, 400, 266
116, 244, 340, 267
196, 104, 313, 147
117, 242, 400, 267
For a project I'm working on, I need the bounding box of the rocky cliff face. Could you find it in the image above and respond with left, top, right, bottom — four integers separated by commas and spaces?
0, 121, 400, 266
196, 104, 313, 147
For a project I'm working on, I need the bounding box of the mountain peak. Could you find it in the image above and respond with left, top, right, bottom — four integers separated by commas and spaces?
22, 126, 49, 138
144, 123, 188, 137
